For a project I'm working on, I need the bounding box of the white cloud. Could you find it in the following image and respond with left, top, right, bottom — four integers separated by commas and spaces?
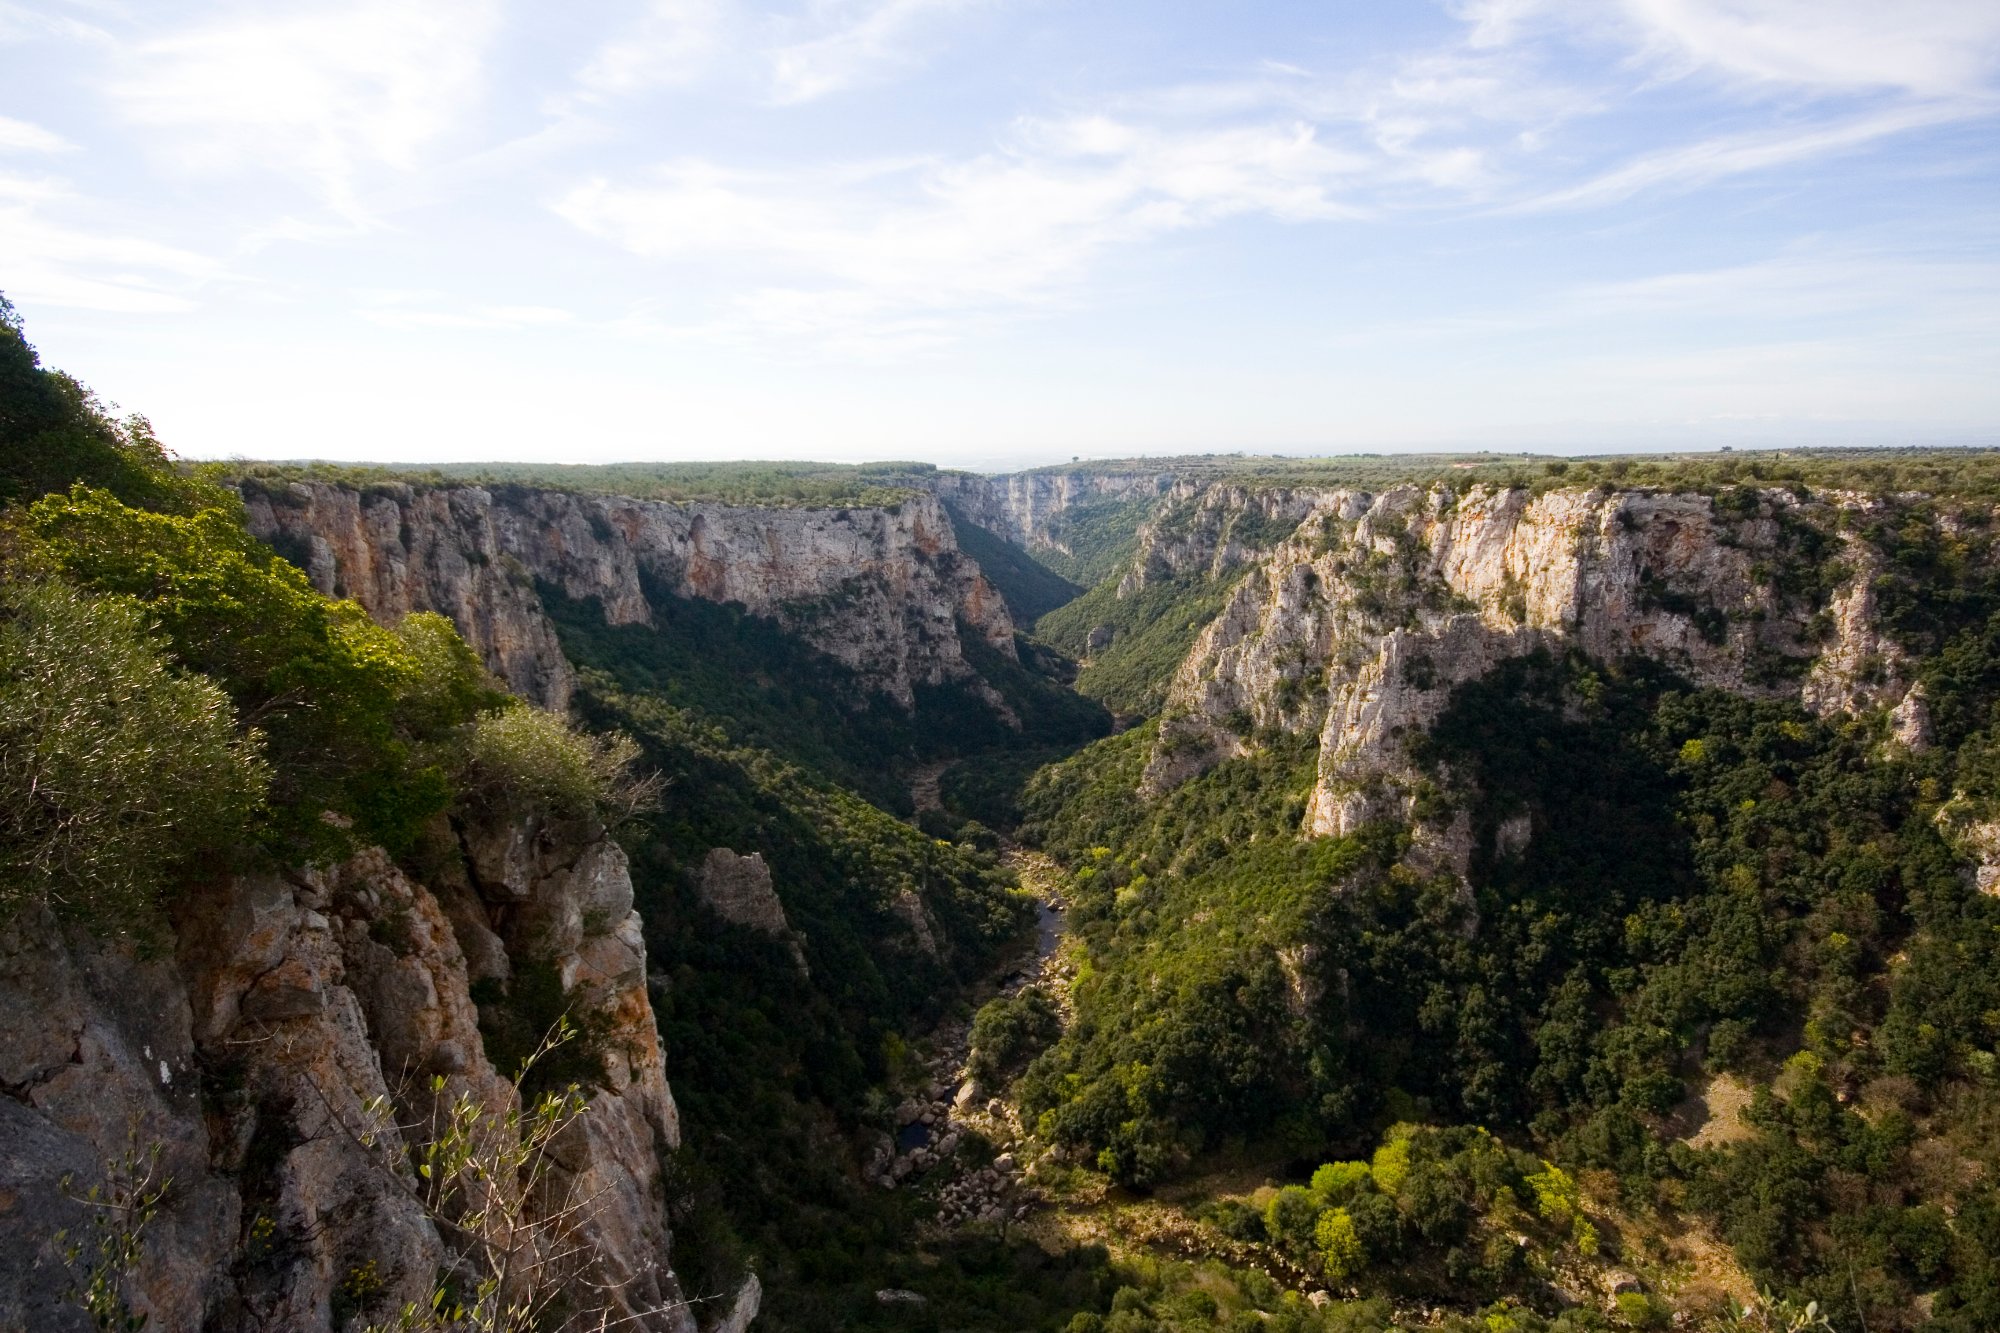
356, 298, 578, 331
553, 114, 1365, 346
1324, 243, 2000, 355
1617, 0, 2000, 98
107, 0, 500, 219
1565, 248, 2000, 342
574, 0, 725, 99
0, 3, 110, 45
1508, 102, 1979, 212
0, 116, 74, 154
1459, 0, 2000, 98
0, 174, 220, 313
769, 0, 986, 103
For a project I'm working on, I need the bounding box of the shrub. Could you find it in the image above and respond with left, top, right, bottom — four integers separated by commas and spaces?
1369, 1132, 1413, 1197
1614, 1291, 1668, 1329
0, 580, 267, 929
23, 484, 499, 856
0, 293, 210, 513
1345, 1192, 1404, 1263
1314, 1208, 1365, 1282
1265, 1185, 1322, 1254
1311, 1161, 1372, 1205
458, 705, 656, 825
967, 986, 1062, 1087
1202, 1199, 1268, 1243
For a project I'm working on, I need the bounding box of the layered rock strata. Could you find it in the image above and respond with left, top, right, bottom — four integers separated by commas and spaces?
240, 482, 1017, 714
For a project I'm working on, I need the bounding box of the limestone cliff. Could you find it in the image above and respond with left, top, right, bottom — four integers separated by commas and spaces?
924, 468, 1175, 559
240, 481, 1017, 714
1134, 483, 1925, 868
0, 809, 696, 1333
1113, 481, 1318, 597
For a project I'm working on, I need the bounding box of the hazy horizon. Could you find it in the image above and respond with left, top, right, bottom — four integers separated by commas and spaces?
6, 1, 1999, 465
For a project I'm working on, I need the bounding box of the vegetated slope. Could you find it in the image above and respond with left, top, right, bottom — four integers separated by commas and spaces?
1036, 484, 1315, 717
237, 472, 1021, 718
1002, 472, 2000, 1331
1029, 492, 1160, 587
561, 675, 1127, 1328
1036, 573, 1244, 718
238, 458, 959, 507
945, 502, 1084, 623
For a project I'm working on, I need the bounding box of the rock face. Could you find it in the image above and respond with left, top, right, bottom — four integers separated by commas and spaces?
695, 849, 789, 935
1114, 481, 1318, 597
924, 469, 1176, 558
240, 481, 1017, 713
1135, 483, 1917, 864
694, 849, 807, 974
0, 809, 695, 1333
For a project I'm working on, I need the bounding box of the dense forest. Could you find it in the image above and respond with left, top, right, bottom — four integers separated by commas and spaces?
16, 286, 2000, 1332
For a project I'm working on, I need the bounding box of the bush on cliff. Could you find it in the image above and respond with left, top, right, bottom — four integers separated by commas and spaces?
0, 578, 268, 929
458, 704, 658, 827
21, 483, 508, 859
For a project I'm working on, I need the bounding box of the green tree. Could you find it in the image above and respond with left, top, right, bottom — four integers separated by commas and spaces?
1310, 1161, 1372, 1206
24, 485, 499, 857
1265, 1185, 1322, 1254
0, 293, 207, 512
1314, 1208, 1365, 1283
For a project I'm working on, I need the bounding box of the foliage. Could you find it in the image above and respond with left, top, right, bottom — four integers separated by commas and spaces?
356, 1024, 690, 1332
1037, 574, 1243, 717
470, 958, 616, 1102
1017, 614, 2000, 1324
1310, 1161, 1370, 1205
968, 986, 1062, 1089
559, 673, 1043, 1324
1314, 1209, 1364, 1283
1048, 1248, 1413, 1333
23, 484, 506, 859
50, 1132, 171, 1332
945, 503, 1084, 623
544, 579, 1105, 815
458, 705, 655, 827
0, 292, 212, 514
232, 458, 947, 509
1036, 495, 1160, 587
1009, 446, 2000, 504
0, 578, 268, 930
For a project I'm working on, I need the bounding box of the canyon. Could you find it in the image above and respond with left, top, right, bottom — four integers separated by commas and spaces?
10, 437, 1999, 1332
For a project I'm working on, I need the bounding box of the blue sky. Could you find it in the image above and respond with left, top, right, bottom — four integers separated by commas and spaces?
3, 1, 1998, 467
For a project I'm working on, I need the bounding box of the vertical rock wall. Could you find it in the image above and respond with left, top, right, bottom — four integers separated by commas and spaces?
240, 482, 1018, 713
0, 811, 695, 1333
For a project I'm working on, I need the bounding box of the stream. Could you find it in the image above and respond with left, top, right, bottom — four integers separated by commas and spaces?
865, 833, 1072, 1232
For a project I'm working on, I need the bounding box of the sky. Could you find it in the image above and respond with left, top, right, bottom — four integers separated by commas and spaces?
2, 1, 1998, 468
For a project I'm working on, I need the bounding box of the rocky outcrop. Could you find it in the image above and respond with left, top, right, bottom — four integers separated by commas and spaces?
694, 849, 807, 974
241, 482, 1017, 713
1133, 483, 1916, 864
0, 810, 695, 1333
694, 850, 788, 936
